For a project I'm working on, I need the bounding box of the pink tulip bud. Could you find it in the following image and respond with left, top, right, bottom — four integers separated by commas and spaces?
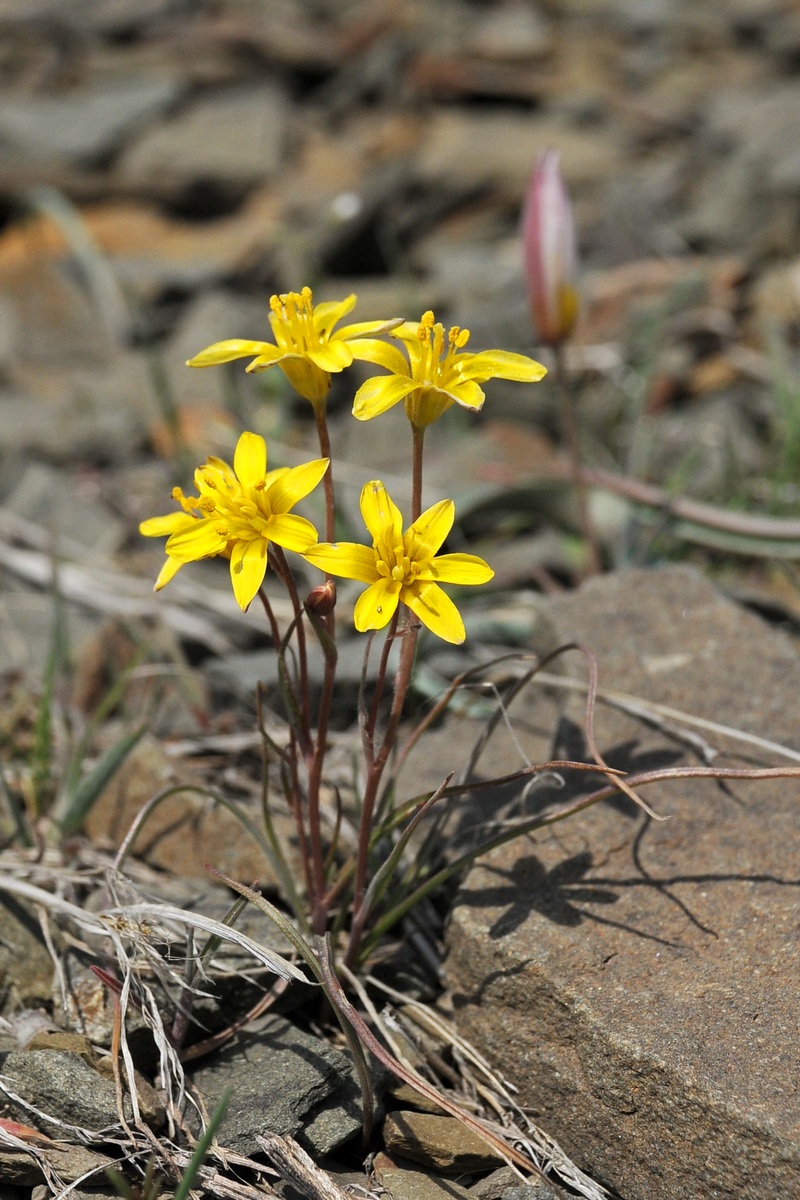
521, 149, 579, 345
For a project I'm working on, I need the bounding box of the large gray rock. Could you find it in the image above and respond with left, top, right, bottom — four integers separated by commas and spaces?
189, 1016, 360, 1158
117, 85, 289, 188
446, 567, 800, 1200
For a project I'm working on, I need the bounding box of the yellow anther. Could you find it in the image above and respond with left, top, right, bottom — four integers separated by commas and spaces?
199, 496, 216, 513
254, 479, 266, 491
202, 473, 217, 489
215, 523, 228, 536
454, 327, 470, 349
418, 311, 435, 341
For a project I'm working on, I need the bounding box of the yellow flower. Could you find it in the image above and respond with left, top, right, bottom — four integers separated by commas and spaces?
140, 431, 328, 611
303, 480, 493, 644
186, 286, 400, 406
351, 311, 547, 428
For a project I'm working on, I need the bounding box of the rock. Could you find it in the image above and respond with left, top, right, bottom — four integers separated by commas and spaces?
447, 566, 800, 1200
372, 1153, 473, 1200
383, 1112, 503, 1173
0, 897, 56, 1017
0, 1049, 132, 1137
84, 732, 298, 887
472, 1167, 559, 1200
5, 463, 126, 556
465, 4, 553, 61
0, 77, 182, 167
416, 110, 623, 193
189, 1017, 360, 1158
117, 85, 289, 190
0, 1140, 117, 1188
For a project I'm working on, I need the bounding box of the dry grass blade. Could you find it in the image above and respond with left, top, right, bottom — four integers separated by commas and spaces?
102, 901, 309, 983
257, 1133, 357, 1200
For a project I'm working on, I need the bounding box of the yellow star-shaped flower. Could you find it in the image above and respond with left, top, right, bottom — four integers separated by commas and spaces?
186, 286, 400, 406
351, 310, 547, 428
140, 431, 328, 611
303, 481, 493, 644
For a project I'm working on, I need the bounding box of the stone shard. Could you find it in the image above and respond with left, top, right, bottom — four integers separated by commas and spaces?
446, 566, 800, 1200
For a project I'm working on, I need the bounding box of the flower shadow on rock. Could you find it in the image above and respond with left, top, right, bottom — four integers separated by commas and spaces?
457, 851, 620, 940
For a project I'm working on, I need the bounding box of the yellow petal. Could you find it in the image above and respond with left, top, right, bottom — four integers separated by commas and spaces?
246, 346, 288, 370
460, 349, 547, 383
266, 513, 319, 553
427, 552, 494, 585
234, 431, 267, 488
405, 499, 454, 560
266, 458, 328, 514
187, 339, 273, 367
352, 374, 417, 421
166, 519, 227, 562
277, 359, 330, 403
404, 386, 455, 428
140, 512, 196, 538
307, 340, 353, 372
354, 578, 402, 632
312, 294, 357, 334
303, 542, 378, 584
360, 481, 403, 545
402, 581, 465, 644
336, 318, 404, 340
348, 339, 410, 373
154, 556, 183, 590
230, 538, 268, 611
449, 379, 485, 410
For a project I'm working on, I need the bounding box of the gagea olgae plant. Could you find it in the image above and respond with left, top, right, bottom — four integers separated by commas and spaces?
140, 287, 550, 967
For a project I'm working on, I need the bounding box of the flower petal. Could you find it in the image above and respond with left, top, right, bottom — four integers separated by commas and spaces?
312, 294, 357, 334
304, 542, 378, 584
276, 359, 330, 403
140, 512, 197, 538
307, 340, 353, 372
354, 578, 402, 632
348, 339, 410, 374
336, 318, 403, 340
230, 538, 268, 611
405, 499, 454, 560
154, 556, 183, 590
234, 431, 267, 488
166, 519, 228, 562
266, 458, 328, 514
459, 349, 547, 383
360, 480, 403, 545
427, 552, 494, 585
266, 513, 319, 553
246, 346, 289, 371
187, 340, 274, 367
353, 374, 417, 421
449, 379, 485, 410
402, 581, 465, 644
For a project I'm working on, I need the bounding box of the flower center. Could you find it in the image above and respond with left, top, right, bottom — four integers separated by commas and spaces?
270, 286, 320, 354
375, 541, 422, 586
415, 311, 470, 388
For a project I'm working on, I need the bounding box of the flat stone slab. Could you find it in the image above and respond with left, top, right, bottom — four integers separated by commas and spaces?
446, 567, 800, 1200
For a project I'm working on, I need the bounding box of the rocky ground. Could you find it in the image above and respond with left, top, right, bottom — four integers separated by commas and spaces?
2, 2, 800, 1199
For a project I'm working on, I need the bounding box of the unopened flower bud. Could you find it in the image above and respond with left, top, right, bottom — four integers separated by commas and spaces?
305, 579, 337, 617
521, 149, 579, 346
